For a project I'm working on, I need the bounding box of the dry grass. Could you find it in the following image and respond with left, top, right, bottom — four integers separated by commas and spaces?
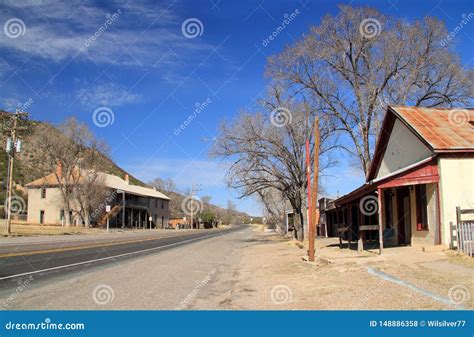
1, 222, 104, 237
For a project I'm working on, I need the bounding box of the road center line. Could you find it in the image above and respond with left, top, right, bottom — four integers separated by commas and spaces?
0, 231, 230, 281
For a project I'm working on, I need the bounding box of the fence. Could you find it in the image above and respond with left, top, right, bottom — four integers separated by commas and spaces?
454, 207, 473, 257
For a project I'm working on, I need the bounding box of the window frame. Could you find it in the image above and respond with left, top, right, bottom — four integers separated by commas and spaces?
415, 184, 429, 231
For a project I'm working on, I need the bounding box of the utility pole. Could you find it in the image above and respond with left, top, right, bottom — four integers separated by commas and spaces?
3, 110, 28, 234
309, 117, 320, 262
305, 105, 311, 242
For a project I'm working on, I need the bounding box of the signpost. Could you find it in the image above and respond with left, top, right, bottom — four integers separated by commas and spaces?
105, 205, 111, 232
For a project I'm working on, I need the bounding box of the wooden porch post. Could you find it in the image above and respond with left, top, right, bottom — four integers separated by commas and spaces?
378, 188, 384, 255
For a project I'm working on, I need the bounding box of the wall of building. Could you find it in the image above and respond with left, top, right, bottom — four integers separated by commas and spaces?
377, 119, 433, 179
27, 187, 78, 225
438, 156, 474, 246
148, 198, 170, 228
410, 183, 438, 247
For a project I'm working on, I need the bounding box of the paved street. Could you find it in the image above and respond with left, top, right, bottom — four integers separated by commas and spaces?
0, 226, 249, 309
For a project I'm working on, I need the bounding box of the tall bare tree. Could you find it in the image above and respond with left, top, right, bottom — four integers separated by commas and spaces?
212, 86, 337, 240
267, 5, 473, 174
148, 177, 177, 193
32, 118, 106, 226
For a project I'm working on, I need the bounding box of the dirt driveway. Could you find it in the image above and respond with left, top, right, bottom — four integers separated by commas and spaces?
192, 229, 473, 310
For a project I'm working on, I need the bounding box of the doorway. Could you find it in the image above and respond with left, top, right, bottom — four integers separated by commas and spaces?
396, 187, 411, 245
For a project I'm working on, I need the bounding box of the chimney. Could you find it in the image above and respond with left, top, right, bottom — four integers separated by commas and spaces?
56, 161, 62, 179
124, 174, 129, 184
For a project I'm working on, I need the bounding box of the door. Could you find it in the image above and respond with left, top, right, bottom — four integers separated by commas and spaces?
396, 187, 411, 245
39, 210, 45, 224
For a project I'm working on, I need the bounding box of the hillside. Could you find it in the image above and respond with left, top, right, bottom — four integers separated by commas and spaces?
0, 111, 250, 222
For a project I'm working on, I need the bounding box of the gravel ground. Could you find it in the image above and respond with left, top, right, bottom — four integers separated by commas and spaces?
192, 229, 473, 310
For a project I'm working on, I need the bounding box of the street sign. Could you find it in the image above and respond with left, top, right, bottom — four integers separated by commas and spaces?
106, 205, 111, 212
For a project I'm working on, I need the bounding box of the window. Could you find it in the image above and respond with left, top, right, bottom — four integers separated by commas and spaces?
416, 184, 428, 230
161, 200, 164, 209
41, 188, 46, 199
155, 199, 158, 209
39, 210, 45, 224
60, 209, 65, 221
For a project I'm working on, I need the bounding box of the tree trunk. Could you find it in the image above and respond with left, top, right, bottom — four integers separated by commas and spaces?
63, 201, 71, 226
293, 209, 305, 241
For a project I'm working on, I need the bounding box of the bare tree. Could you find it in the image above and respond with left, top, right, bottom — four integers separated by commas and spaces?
32, 118, 106, 226
212, 86, 337, 240
267, 5, 473, 174
201, 195, 212, 205
257, 188, 286, 232
148, 177, 176, 193
73, 172, 109, 227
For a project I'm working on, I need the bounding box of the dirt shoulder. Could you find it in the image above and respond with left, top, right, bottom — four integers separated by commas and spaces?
194, 230, 473, 310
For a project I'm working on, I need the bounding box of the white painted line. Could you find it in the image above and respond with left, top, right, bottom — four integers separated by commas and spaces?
0, 231, 228, 281
367, 267, 465, 309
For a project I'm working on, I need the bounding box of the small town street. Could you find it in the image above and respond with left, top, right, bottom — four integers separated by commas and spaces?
0, 226, 472, 310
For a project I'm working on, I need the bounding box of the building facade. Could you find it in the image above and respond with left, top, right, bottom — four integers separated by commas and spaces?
330, 106, 473, 252
26, 171, 170, 228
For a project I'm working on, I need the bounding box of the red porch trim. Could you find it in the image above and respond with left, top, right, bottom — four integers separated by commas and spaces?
377, 158, 439, 189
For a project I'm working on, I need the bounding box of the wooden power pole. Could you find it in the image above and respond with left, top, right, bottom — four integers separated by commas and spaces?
3, 111, 28, 234
308, 117, 320, 262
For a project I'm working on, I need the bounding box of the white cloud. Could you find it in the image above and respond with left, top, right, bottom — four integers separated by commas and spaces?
76, 82, 140, 107
1, 97, 22, 111
0, 1, 211, 67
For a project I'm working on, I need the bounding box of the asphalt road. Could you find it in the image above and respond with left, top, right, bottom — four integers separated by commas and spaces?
0, 226, 240, 290
0, 225, 251, 309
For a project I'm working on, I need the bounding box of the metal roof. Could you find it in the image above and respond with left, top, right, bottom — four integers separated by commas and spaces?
391, 106, 474, 151
26, 170, 170, 200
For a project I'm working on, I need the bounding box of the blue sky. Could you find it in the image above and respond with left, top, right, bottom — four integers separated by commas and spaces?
0, 0, 472, 215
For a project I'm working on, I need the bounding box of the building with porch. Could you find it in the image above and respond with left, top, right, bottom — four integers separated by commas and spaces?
332, 106, 473, 253
26, 170, 170, 229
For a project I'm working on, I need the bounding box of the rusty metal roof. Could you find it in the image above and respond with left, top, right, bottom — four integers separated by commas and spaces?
391, 106, 474, 151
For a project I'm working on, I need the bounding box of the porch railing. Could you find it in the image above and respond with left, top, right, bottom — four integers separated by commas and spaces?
454, 207, 474, 257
